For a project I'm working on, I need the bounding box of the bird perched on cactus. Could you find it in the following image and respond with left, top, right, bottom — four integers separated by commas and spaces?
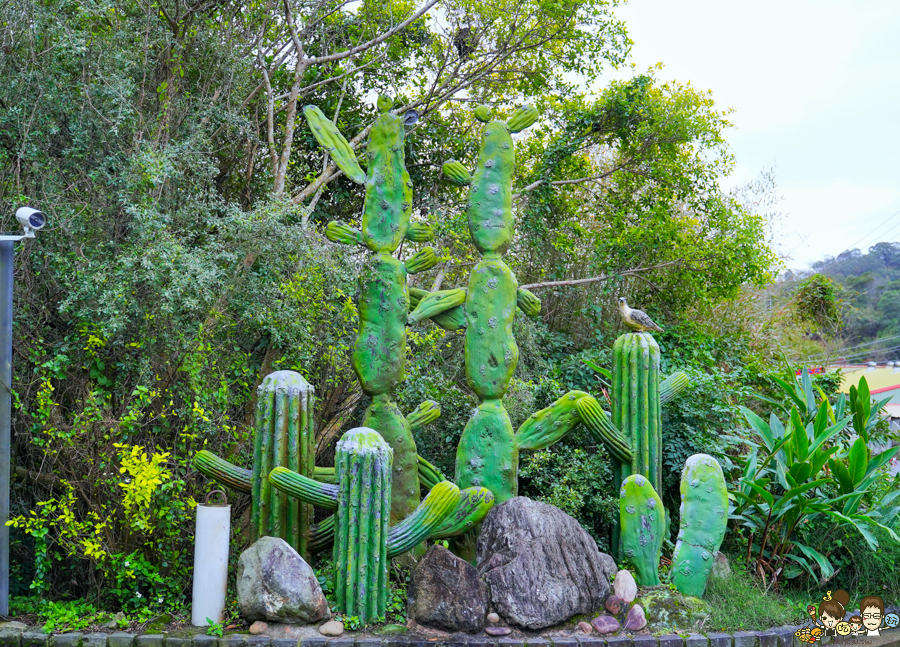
618, 297, 663, 332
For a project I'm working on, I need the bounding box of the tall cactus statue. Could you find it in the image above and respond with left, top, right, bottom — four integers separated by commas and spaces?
194, 371, 316, 560
304, 95, 442, 525
619, 473, 665, 586
267, 426, 488, 623
613, 332, 662, 494
670, 453, 728, 596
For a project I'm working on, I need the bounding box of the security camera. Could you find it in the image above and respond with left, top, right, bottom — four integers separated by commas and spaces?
15, 206, 46, 237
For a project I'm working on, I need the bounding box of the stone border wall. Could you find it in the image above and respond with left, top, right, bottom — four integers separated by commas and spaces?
2, 627, 899, 647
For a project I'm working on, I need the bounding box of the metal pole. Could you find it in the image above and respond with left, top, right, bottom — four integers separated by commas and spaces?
0, 240, 13, 616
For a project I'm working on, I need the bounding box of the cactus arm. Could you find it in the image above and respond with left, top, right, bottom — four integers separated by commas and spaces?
417, 453, 448, 490
326, 221, 364, 246
268, 466, 339, 509
386, 480, 460, 557
406, 222, 434, 242
313, 466, 336, 483
575, 396, 633, 464
430, 487, 495, 539
303, 105, 367, 184
407, 400, 441, 430
516, 288, 541, 316
310, 515, 336, 553
409, 288, 467, 331
406, 246, 439, 274
407, 288, 467, 325
619, 474, 665, 586
516, 391, 590, 451
193, 450, 252, 493
507, 105, 539, 133
442, 159, 472, 185
660, 371, 690, 405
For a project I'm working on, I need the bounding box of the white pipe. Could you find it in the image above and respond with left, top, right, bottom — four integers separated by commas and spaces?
192, 498, 231, 626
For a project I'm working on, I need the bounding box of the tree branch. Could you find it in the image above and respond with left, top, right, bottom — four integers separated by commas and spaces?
300, 0, 440, 66
519, 261, 686, 290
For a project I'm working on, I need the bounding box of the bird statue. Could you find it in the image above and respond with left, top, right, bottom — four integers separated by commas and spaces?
618, 297, 664, 332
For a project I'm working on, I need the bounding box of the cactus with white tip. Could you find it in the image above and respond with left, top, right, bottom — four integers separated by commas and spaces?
671, 453, 728, 596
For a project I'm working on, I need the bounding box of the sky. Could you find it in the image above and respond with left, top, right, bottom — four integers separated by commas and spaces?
603, 0, 900, 270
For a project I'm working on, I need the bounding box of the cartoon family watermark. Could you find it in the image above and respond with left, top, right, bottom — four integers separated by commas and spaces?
794, 590, 899, 643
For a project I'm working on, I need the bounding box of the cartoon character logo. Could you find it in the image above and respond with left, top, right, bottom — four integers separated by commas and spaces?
861, 595, 885, 636
809, 590, 850, 638
886, 612, 900, 629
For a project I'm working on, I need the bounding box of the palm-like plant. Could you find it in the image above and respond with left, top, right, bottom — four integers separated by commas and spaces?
731, 370, 900, 589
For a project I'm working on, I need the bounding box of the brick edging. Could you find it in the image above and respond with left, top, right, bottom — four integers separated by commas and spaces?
1, 628, 899, 647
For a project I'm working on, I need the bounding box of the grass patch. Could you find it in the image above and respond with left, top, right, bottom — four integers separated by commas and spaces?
705, 568, 799, 632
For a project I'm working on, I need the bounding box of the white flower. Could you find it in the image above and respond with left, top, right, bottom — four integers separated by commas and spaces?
124, 561, 130, 566
135, 591, 142, 598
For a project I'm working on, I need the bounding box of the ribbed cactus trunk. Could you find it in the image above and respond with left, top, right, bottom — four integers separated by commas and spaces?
333, 427, 392, 623
250, 371, 316, 560
612, 332, 661, 559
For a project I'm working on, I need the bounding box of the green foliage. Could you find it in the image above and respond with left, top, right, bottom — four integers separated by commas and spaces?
794, 274, 842, 333
519, 441, 616, 551
729, 370, 900, 588
205, 618, 225, 637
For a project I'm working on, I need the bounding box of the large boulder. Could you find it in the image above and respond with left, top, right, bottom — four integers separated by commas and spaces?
237, 536, 330, 623
408, 545, 488, 633
477, 497, 612, 629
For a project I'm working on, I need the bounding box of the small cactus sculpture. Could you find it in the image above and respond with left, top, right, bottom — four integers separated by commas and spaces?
332, 427, 392, 622
267, 426, 488, 622
671, 453, 728, 596
194, 371, 316, 559
305, 96, 441, 524
619, 473, 665, 586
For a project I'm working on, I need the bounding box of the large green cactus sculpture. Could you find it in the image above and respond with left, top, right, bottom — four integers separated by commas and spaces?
305, 96, 441, 524
194, 371, 316, 560
267, 426, 487, 622
619, 473, 665, 586
670, 453, 728, 596
613, 332, 662, 494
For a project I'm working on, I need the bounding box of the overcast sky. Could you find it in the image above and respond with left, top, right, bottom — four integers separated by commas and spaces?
603, 0, 900, 269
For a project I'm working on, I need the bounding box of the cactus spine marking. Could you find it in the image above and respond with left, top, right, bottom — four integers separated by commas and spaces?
194, 371, 315, 560
619, 473, 665, 586
305, 96, 440, 524
671, 453, 728, 596
332, 427, 392, 623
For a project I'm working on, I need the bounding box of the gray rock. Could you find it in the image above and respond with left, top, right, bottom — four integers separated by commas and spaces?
711, 552, 730, 579
106, 634, 132, 647
592, 616, 621, 634
237, 536, 330, 624
249, 622, 269, 636
408, 545, 488, 633
624, 605, 646, 631
598, 553, 618, 588
614, 571, 637, 603
21, 633, 49, 647
477, 497, 612, 630
0, 624, 27, 632
485, 628, 511, 637
487, 613, 501, 624
81, 634, 106, 647
52, 634, 82, 647
0, 630, 23, 647
317, 621, 343, 637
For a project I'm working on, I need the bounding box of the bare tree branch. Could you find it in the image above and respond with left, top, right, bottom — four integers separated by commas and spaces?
519, 261, 686, 290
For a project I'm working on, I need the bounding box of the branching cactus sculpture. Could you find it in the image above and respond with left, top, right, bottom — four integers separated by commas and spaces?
268, 426, 489, 623
670, 453, 728, 596
193, 371, 316, 559
619, 473, 665, 585
304, 96, 442, 524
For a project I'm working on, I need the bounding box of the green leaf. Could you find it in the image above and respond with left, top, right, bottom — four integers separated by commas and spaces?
807, 416, 851, 457
863, 445, 900, 479
582, 358, 611, 379
829, 459, 854, 494
740, 406, 775, 452
772, 479, 829, 511
771, 376, 805, 413
792, 413, 809, 462
801, 368, 815, 413
745, 479, 774, 507
794, 541, 835, 580
848, 437, 868, 487
788, 462, 812, 484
